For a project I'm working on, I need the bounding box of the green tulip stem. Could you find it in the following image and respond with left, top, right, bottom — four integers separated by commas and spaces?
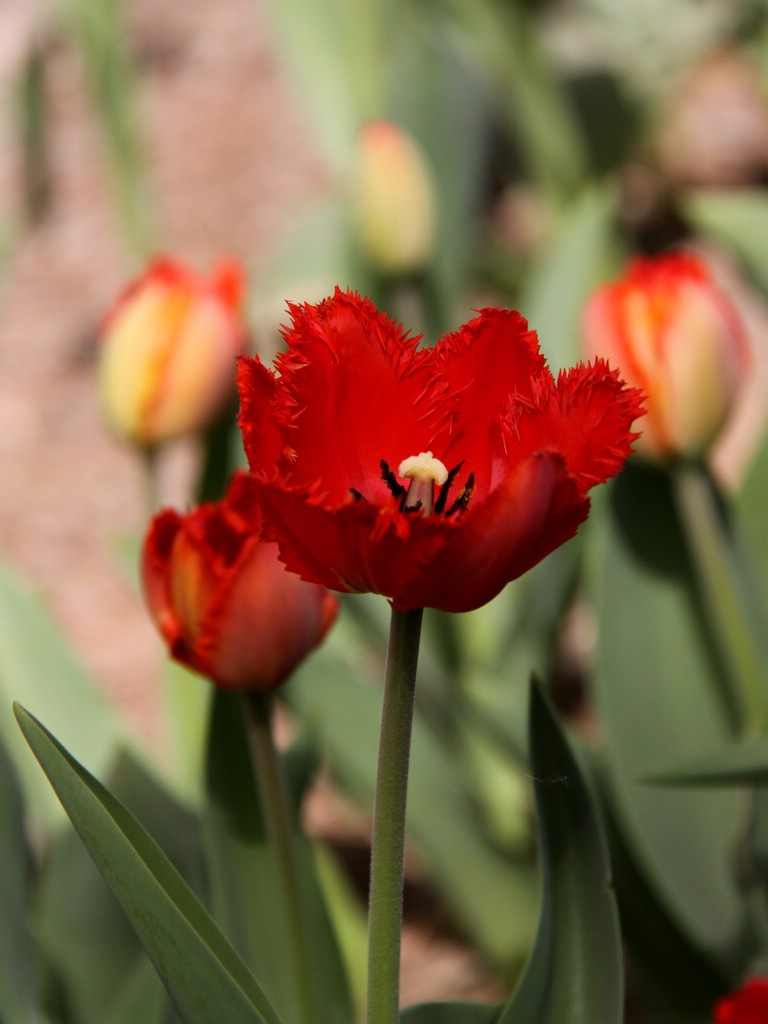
673, 461, 766, 734
142, 444, 161, 513
243, 691, 315, 1024
366, 606, 424, 1024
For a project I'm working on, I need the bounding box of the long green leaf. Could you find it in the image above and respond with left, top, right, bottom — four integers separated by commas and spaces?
589, 464, 747, 959
35, 748, 200, 1024
400, 1002, 500, 1023
0, 560, 124, 829
498, 683, 623, 1024
520, 184, 618, 373
203, 690, 353, 1024
648, 738, 768, 786
15, 704, 282, 1024
0, 737, 41, 1024
65, 0, 153, 254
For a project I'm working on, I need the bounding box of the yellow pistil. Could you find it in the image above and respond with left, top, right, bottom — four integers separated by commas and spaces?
398, 451, 448, 514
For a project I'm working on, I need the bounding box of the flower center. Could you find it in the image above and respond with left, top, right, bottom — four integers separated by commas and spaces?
398, 451, 447, 515
374, 451, 475, 518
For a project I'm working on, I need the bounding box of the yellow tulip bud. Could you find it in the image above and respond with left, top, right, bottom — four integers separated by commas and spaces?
351, 120, 436, 276
583, 253, 747, 462
99, 257, 246, 447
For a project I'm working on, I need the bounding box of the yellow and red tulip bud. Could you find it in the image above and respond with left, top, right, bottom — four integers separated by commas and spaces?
99, 257, 247, 448
141, 472, 338, 691
583, 252, 747, 462
351, 120, 436, 276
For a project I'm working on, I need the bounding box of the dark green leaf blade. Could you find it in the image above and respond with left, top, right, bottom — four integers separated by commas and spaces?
400, 1002, 500, 1023
590, 464, 747, 958
14, 703, 282, 1024
498, 683, 623, 1024
648, 737, 768, 786
0, 736, 41, 1024
204, 690, 353, 1024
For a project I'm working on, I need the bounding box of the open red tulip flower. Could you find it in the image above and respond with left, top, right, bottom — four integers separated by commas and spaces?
237, 288, 643, 613
141, 472, 338, 690
714, 978, 768, 1023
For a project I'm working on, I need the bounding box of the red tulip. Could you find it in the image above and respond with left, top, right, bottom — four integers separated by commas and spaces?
99, 257, 247, 447
584, 252, 747, 461
141, 472, 338, 690
237, 288, 642, 613
714, 977, 768, 1023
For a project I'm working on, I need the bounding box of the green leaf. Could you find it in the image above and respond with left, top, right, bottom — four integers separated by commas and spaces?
520, 184, 618, 372
388, 27, 497, 330
589, 463, 748, 958
14, 704, 282, 1024
599, 782, 728, 1015
203, 690, 353, 1024
648, 737, 768, 786
0, 736, 41, 1024
498, 683, 622, 1024
0, 559, 124, 830
286, 655, 538, 970
736, 430, 768, 601
65, 0, 153, 254
683, 189, 768, 293
35, 748, 200, 1024
259, 0, 392, 167
400, 1002, 500, 1023
35, 826, 148, 1024
102, 957, 172, 1024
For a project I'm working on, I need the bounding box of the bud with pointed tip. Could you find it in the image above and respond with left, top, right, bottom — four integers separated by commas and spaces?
99, 257, 246, 447
583, 253, 747, 462
351, 120, 436, 276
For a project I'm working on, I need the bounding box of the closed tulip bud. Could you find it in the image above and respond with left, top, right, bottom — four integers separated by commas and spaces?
141, 472, 338, 691
583, 252, 747, 462
351, 119, 436, 276
99, 257, 247, 447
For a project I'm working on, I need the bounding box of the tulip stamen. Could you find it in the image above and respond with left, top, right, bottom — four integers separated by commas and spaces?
381, 460, 407, 504
445, 472, 475, 517
434, 460, 465, 514
398, 451, 448, 516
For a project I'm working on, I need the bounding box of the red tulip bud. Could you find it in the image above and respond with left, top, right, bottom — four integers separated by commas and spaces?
141, 472, 338, 690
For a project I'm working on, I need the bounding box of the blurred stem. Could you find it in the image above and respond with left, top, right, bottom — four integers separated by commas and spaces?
142, 445, 161, 513
243, 692, 315, 1024
673, 461, 766, 734
195, 397, 239, 504
366, 607, 423, 1024
17, 35, 52, 224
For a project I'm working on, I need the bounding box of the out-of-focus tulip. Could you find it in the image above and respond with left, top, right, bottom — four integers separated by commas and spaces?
583, 252, 747, 462
713, 977, 768, 1023
99, 257, 247, 447
141, 472, 338, 690
351, 119, 436, 276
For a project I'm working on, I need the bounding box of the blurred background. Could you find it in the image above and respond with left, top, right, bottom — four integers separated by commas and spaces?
4, 0, 768, 1009
3, 0, 768, 740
